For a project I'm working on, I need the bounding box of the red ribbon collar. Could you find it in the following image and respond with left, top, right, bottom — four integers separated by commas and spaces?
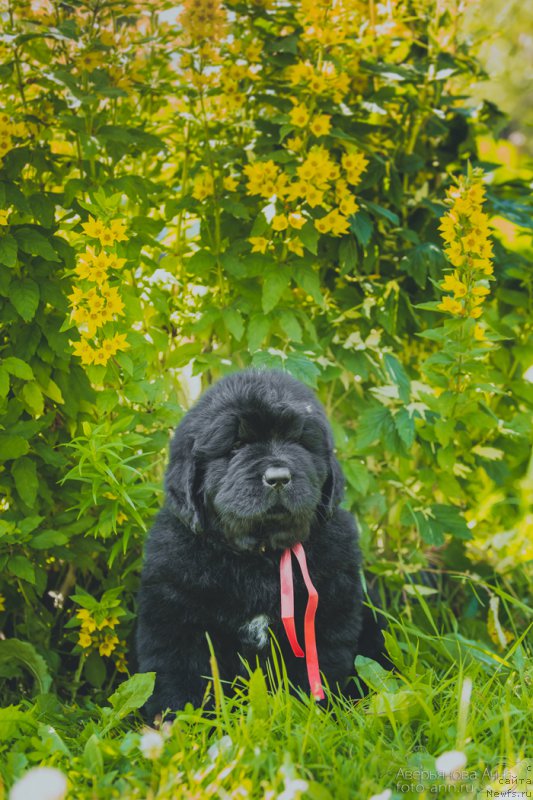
280, 543, 324, 700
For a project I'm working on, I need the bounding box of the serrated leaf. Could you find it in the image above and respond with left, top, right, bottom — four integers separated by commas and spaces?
384, 353, 410, 402
12, 457, 38, 507
103, 672, 155, 733
10, 279, 40, 321
285, 353, 320, 387
0, 639, 52, 694
355, 406, 391, 449
394, 407, 415, 448
350, 211, 373, 246
2, 356, 34, 380
262, 269, 290, 313
0, 705, 35, 741
0, 234, 18, 267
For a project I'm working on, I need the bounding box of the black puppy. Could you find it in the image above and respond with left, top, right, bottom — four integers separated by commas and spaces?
136, 369, 386, 719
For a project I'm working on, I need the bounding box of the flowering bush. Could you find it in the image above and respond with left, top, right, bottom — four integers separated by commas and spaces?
0, 2, 531, 791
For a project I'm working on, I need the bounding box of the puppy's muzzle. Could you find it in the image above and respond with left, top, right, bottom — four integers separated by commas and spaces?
262, 466, 291, 489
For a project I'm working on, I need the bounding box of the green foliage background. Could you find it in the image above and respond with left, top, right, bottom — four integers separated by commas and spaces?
0, 0, 531, 795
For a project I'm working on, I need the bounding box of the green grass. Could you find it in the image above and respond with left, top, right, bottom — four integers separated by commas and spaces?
1, 572, 531, 800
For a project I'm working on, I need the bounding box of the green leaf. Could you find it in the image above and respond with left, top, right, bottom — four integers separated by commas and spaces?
223, 308, 245, 341
3, 356, 34, 380
0, 706, 36, 741
285, 353, 320, 387
384, 353, 410, 402
0, 639, 52, 694
364, 200, 400, 225
12, 457, 38, 507
431, 504, 471, 540
8, 555, 36, 584
343, 460, 370, 495
248, 667, 269, 719
0, 367, 9, 398
355, 406, 391, 449
187, 249, 216, 275
262, 269, 290, 313
394, 407, 415, 449
84, 651, 107, 689
0, 234, 18, 268
299, 221, 319, 254
10, 279, 40, 321
0, 435, 30, 461
103, 672, 156, 733
84, 734, 104, 775
350, 211, 373, 246
293, 267, 324, 306
14, 227, 61, 261
31, 529, 68, 549
354, 656, 399, 692
22, 381, 44, 416
247, 314, 271, 352
277, 309, 302, 342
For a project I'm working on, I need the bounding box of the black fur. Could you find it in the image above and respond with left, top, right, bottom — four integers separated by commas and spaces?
136, 369, 387, 719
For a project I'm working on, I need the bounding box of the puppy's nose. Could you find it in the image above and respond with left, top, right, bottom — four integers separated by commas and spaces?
263, 466, 291, 489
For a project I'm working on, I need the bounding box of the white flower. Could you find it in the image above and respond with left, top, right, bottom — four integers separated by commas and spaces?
277, 778, 309, 800
369, 790, 392, 800
436, 750, 467, 776
10, 767, 68, 800
207, 734, 233, 761
139, 729, 164, 760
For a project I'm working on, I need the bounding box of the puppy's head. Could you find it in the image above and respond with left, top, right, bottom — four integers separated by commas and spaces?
165, 370, 343, 553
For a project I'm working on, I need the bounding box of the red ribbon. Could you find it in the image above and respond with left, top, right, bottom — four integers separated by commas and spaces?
280, 543, 325, 700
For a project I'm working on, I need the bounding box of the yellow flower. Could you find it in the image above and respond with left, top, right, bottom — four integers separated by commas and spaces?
441, 273, 467, 298
472, 285, 490, 298
342, 152, 368, 185
249, 236, 269, 254
82, 216, 106, 240
286, 136, 303, 151
223, 175, 238, 192
93, 348, 111, 367
474, 324, 485, 341
325, 209, 350, 237
244, 160, 280, 198
288, 212, 306, 230
68, 286, 85, 307
289, 104, 310, 127
78, 630, 93, 649
0, 594, 5, 611
0, 210, 9, 225
287, 238, 304, 256
272, 214, 288, 232
72, 339, 96, 366
77, 51, 105, 71
193, 171, 215, 201
96, 615, 119, 631
76, 609, 97, 633
309, 114, 331, 137
438, 296, 463, 315
115, 655, 128, 673
99, 633, 119, 657
305, 185, 324, 208
314, 216, 330, 235
101, 287, 125, 316
339, 196, 358, 216
469, 306, 482, 319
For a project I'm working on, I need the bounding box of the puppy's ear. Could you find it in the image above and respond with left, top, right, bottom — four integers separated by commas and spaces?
322, 450, 345, 517
165, 430, 204, 533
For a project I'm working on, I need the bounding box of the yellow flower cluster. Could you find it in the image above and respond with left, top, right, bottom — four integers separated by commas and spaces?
179, 0, 227, 45
244, 145, 367, 254
75, 608, 128, 671
0, 593, 5, 612
70, 216, 130, 366
287, 61, 350, 102
193, 171, 215, 201
297, 0, 363, 45
438, 173, 493, 334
